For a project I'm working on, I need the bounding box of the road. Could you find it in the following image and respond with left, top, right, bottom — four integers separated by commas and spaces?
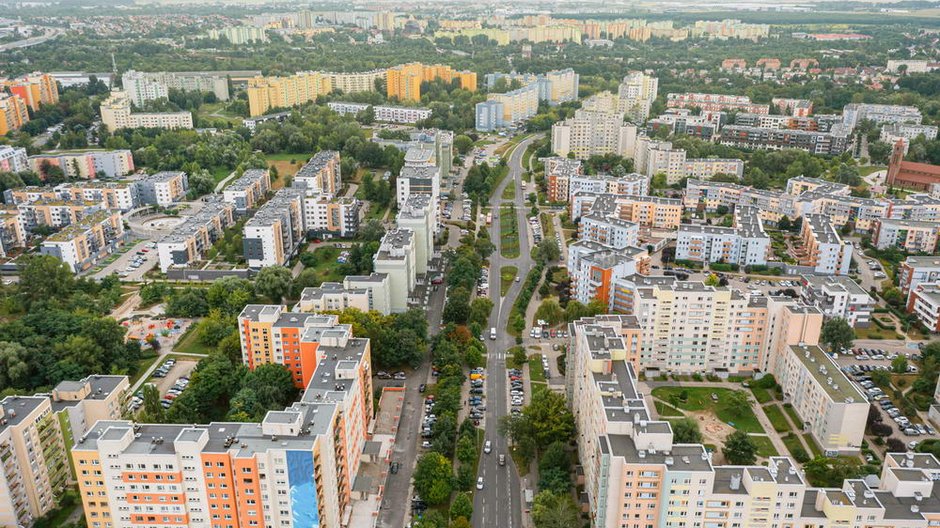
377, 166, 469, 528
0, 27, 63, 52
474, 135, 540, 528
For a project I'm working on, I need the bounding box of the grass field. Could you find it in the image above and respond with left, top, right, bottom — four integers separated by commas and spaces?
499, 203, 520, 258
500, 266, 518, 296
750, 386, 773, 404
651, 386, 763, 433
173, 325, 212, 356
782, 433, 806, 459
655, 401, 684, 417
298, 246, 348, 286
763, 404, 792, 433
528, 354, 546, 382
804, 434, 823, 457
751, 435, 779, 457
783, 404, 803, 429
539, 212, 556, 240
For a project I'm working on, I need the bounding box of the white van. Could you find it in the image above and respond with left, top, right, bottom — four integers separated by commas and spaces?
490, 328, 497, 340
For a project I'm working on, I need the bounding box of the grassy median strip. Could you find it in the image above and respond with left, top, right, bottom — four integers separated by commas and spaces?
499, 203, 520, 258
500, 266, 518, 296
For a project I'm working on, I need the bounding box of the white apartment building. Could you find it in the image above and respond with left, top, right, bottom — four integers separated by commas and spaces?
293, 151, 341, 195
99, 91, 194, 132
121, 71, 231, 106
898, 256, 940, 303
135, 171, 188, 207
157, 198, 235, 272
578, 215, 640, 249
327, 101, 432, 124
296, 272, 391, 315
566, 241, 649, 306
551, 109, 638, 160
800, 275, 875, 328
800, 214, 853, 275
0, 145, 28, 173
221, 168, 270, 214
373, 228, 416, 313
675, 207, 770, 267
243, 188, 306, 268
302, 194, 361, 239
396, 194, 434, 274
49, 374, 129, 441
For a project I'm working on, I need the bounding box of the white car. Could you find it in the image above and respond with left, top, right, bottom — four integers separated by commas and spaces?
476, 477, 484, 490
484, 440, 492, 454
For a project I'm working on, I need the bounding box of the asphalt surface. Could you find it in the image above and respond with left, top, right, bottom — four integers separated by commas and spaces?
377, 169, 466, 528
474, 135, 540, 528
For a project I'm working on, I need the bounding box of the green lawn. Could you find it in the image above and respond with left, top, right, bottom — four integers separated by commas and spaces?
299, 246, 348, 285
502, 181, 516, 200
364, 202, 389, 221
499, 203, 520, 258
763, 404, 792, 433
211, 167, 232, 184
655, 401, 684, 417
751, 435, 779, 457
506, 346, 526, 369
783, 404, 803, 429
750, 386, 773, 404
782, 433, 807, 459
528, 354, 546, 382
173, 324, 212, 355
130, 351, 161, 385
539, 212, 556, 240
651, 386, 763, 433
500, 266, 518, 296
804, 434, 824, 457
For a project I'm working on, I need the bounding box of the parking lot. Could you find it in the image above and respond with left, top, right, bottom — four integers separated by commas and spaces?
127, 358, 196, 413
93, 239, 158, 280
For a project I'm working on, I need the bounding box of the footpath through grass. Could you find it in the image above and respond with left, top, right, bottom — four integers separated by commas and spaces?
651, 386, 764, 433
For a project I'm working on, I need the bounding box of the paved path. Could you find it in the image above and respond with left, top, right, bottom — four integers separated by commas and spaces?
213, 171, 237, 193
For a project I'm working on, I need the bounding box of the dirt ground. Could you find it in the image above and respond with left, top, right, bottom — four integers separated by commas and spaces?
687, 410, 736, 464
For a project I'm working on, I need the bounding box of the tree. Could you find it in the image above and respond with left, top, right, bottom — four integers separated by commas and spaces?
726, 391, 751, 417
187, 169, 216, 198
892, 355, 909, 374
522, 389, 575, 448
704, 273, 720, 287
454, 134, 473, 154
534, 238, 561, 263
18, 255, 75, 305
535, 298, 565, 325
723, 431, 758, 465
531, 491, 580, 528
0, 341, 32, 390
468, 297, 494, 328
820, 317, 854, 353
450, 492, 473, 521
671, 417, 703, 444
413, 452, 454, 505
196, 310, 236, 347
138, 383, 165, 423
254, 266, 293, 303
443, 286, 471, 324
449, 518, 471, 528
538, 467, 571, 495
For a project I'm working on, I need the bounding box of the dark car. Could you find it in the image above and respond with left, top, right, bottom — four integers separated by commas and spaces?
418, 384, 427, 393
390, 462, 400, 474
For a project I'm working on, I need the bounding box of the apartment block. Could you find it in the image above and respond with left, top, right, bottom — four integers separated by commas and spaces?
373, 228, 416, 313
666, 92, 769, 114
483, 68, 579, 106
302, 194, 360, 239
772, 97, 813, 117
898, 256, 940, 303
570, 193, 683, 230
100, 91, 194, 132
157, 197, 235, 272
0, 210, 27, 257
54, 182, 139, 211
207, 25, 268, 44
772, 342, 868, 451
800, 275, 875, 327
908, 284, 940, 333
246, 72, 331, 117
297, 273, 391, 315
136, 171, 188, 207
293, 151, 341, 195
221, 168, 270, 214
323, 69, 386, 94
647, 108, 723, 141
28, 150, 135, 179
0, 396, 69, 527
74, 327, 373, 528
474, 82, 539, 131
873, 218, 940, 253
396, 194, 434, 274
0, 92, 30, 135
386, 63, 476, 102
327, 101, 432, 124
242, 111, 290, 133
15, 199, 103, 231
720, 124, 851, 156
578, 213, 640, 250
567, 241, 649, 306
121, 70, 230, 107
880, 123, 938, 154
551, 109, 638, 160
542, 157, 583, 202
0, 145, 28, 173
676, 206, 770, 267
843, 103, 923, 128
581, 72, 658, 122
4, 72, 59, 111
49, 375, 129, 442
243, 188, 306, 269
40, 210, 125, 273
396, 163, 440, 221
567, 173, 649, 203
799, 214, 853, 275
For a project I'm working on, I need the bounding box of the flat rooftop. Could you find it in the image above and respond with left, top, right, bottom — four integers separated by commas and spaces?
789, 344, 865, 402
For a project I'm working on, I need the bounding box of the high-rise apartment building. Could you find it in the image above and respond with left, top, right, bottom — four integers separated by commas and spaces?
373, 228, 416, 313
243, 188, 306, 269
28, 150, 135, 179
800, 214, 854, 275
157, 197, 235, 272
386, 63, 476, 102
675, 206, 770, 267
122, 70, 230, 107
0, 145, 28, 174
293, 151, 341, 195
5, 72, 59, 111
246, 72, 331, 117
552, 109, 638, 160
0, 93, 30, 135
